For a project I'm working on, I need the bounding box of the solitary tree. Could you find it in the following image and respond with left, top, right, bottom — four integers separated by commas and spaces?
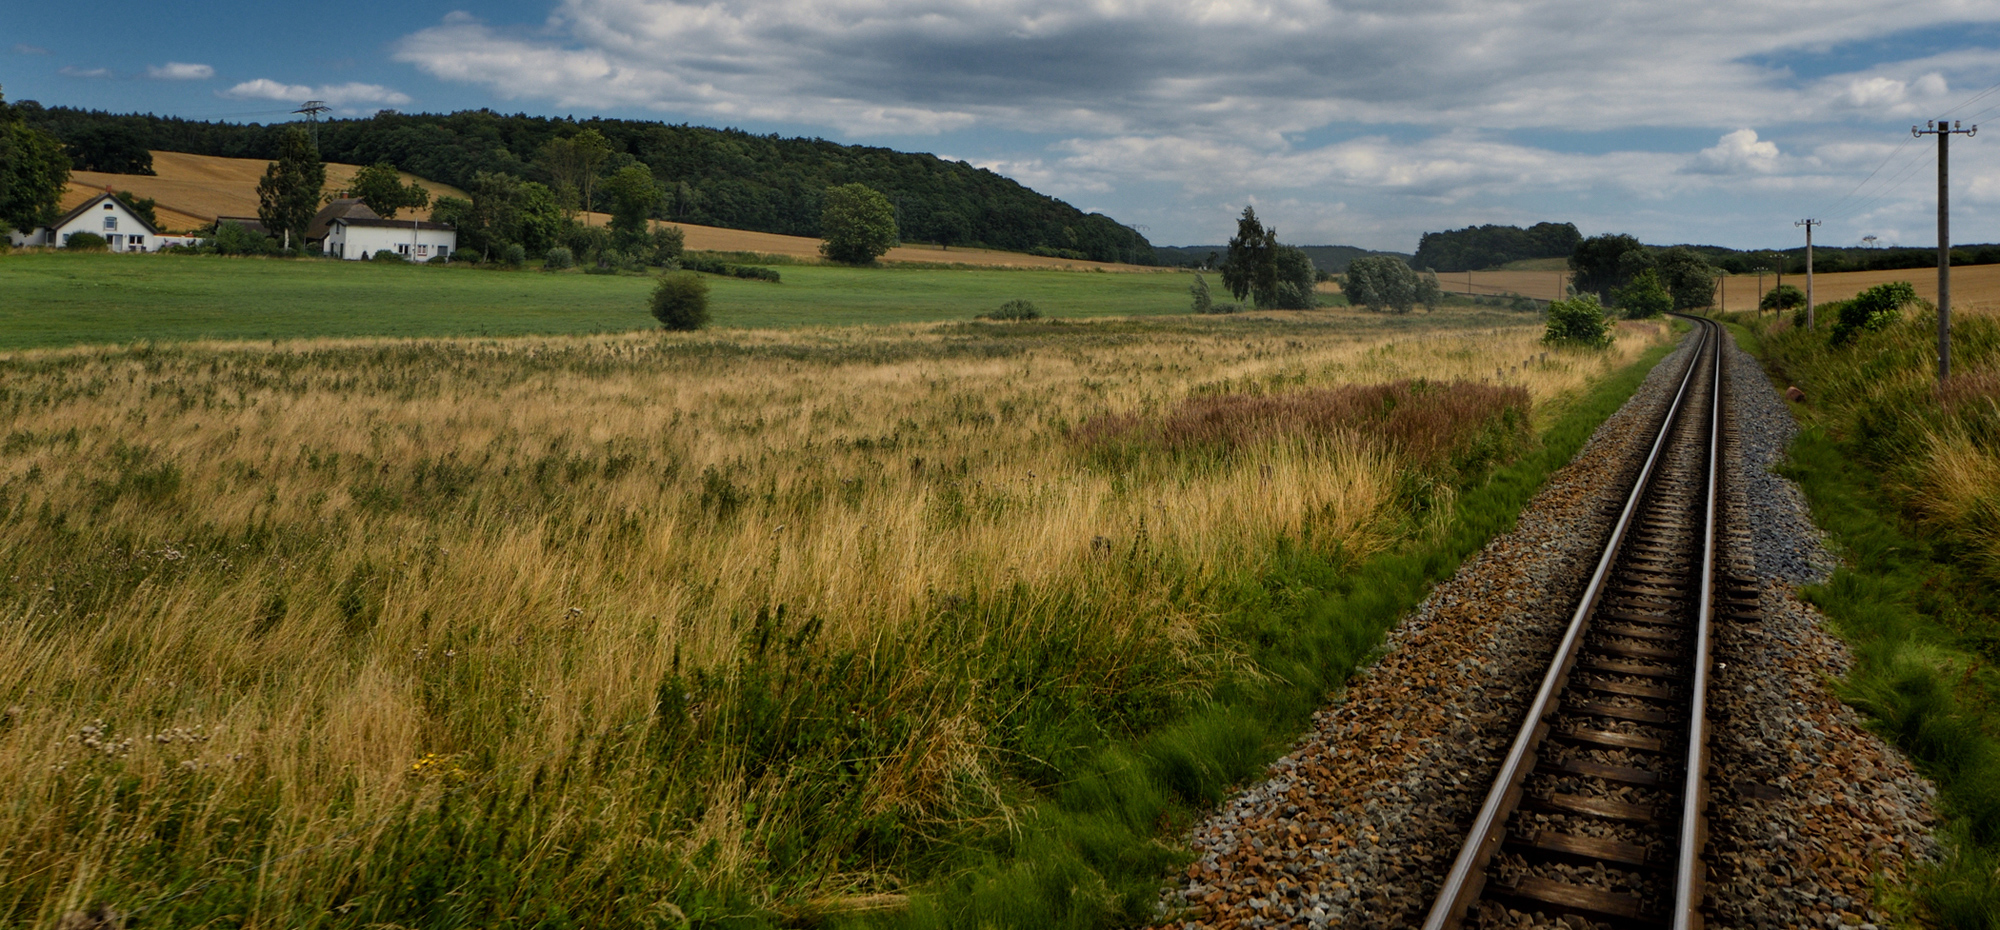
602, 165, 662, 251
347, 162, 430, 219
0, 86, 71, 236
1222, 206, 1277, 304
255, 127, 324, 251
931, 210, 971, 250
819, 183, 898, 264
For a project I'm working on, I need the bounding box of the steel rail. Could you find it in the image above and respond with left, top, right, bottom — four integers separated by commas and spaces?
1420, 318, 1718, 930
1673, 316, 1722, 929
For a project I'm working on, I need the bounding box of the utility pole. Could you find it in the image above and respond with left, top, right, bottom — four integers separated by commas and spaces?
293, 100, 331, 149
1795, 220, 1820, 329
1914, 118, 1978, 382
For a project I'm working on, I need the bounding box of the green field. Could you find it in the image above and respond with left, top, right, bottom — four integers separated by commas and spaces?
0, 251, 1205, 348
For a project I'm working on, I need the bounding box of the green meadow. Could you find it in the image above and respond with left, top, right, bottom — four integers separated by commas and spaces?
0, 251, 1212, 348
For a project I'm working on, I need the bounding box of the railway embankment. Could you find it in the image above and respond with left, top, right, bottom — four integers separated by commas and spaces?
1156, 324, 1940, 929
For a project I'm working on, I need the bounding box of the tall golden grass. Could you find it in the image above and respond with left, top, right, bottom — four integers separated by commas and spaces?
0, 311, 1668, 924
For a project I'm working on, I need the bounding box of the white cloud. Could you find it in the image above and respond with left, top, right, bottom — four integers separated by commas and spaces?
221, 79, 413, 107
147, 62, 215, 81
12, 43, 50, 55
59, 66, 111, 79
396, 2, 2000, 138
388, 2, 2000, 247
1687, 129, 1782, 175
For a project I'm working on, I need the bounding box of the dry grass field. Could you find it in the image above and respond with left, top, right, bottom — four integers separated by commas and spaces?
63, 152, 468, 233
1714, 263, 2000, 316
0, 310, 1669, 925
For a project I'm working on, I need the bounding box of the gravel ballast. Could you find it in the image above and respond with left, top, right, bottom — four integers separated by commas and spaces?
1154, 329, 1937, 930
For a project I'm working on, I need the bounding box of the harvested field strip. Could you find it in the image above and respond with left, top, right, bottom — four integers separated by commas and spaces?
62, 151, 468, 232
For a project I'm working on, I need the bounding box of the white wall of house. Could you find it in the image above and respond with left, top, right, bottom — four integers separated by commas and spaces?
325, 222, 457, 261
9, 196, 162, 251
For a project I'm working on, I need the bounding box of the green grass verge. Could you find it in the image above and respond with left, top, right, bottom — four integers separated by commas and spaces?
1721, 312, 2000, 928
870, 337, 1680, 929
0, 252, 1201, 349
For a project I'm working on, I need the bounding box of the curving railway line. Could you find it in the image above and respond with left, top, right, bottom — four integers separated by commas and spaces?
1422, 315, 1757, 930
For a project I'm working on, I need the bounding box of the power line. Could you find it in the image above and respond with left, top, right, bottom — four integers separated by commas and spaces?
292, 99, 331, 148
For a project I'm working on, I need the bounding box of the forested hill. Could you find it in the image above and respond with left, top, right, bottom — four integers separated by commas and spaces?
14, 103, 1156, 264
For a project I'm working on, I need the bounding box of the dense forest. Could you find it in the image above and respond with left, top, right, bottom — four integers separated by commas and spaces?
1673, 242, 2000, 275
12, 103, 1156, 264
1410, 222, 1581, 272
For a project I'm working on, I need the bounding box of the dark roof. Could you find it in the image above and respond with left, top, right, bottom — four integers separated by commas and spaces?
215, 216, 271, 236
50, 192, 161, 236
331, 216, 455, 232
306, 199, 381, 242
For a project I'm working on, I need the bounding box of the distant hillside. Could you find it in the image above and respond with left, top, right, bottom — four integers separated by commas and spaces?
1153, 244, 1412, 273
14, 103, 1155, 265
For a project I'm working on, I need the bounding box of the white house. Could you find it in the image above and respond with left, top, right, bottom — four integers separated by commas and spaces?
323, 209, 457, 262
9, 192, 162, 252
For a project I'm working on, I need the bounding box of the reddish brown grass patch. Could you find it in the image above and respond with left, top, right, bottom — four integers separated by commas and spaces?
1074, 379, 1531, 470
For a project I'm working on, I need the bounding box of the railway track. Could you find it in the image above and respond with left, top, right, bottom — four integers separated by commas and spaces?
1423, 316, 1759, 930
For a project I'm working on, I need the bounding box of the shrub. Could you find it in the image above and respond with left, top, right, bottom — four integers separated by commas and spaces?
543, 246, 575, 270
1760, 283, 1805, 313
680, 255, 780, 281
63, 232, 107, 251
426, 254, 449, 265
977, 299, 1040, 321
1614, 268, 1672, 318
649, 226, 686, 267
211, 220, 273, 256
373, 249, 403, 263
502, 243, 527, 267
1543, 294, 1613, 348
650, 271, 711, 330
1831, 280, 1918, 346
1344, 256, 1429, 313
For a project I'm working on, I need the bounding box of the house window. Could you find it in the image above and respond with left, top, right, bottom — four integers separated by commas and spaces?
397, 243, 411, 255
104, 216, 118, 231
437, 245, 449, 257
130, 236, 144, 250
416, 244, 429, 257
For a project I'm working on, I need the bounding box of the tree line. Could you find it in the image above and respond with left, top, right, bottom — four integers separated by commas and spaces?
11, 103, 1156, 264
1411, 222, 1581, 272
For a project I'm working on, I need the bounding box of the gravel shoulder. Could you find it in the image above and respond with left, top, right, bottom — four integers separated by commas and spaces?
1153, 329, 1937, 930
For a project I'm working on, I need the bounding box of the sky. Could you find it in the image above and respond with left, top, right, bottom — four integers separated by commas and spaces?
8, 0, 2000, 251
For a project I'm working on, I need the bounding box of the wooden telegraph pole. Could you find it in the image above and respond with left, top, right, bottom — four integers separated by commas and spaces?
1914, 118, 1978, 382
1795, 220, 1820, 329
